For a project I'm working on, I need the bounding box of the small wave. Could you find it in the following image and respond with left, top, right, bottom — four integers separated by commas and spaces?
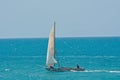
4, 68, 10, 72
0, 56, 45, 58
58, 55, 118, 58
70, 70, 77, 72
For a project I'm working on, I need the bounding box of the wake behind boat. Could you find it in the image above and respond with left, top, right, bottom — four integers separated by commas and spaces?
45, 22, 85, 72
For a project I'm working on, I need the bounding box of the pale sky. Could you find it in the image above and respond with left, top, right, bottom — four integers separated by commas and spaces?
0, 0, 120, 38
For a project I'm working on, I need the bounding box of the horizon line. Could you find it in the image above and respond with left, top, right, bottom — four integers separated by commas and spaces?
0, 35, 120, 39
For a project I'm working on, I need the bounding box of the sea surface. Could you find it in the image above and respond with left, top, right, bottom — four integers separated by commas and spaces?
0, 37, 120, 80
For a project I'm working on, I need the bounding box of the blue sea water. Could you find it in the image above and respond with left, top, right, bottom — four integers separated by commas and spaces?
0, 37, 120, 80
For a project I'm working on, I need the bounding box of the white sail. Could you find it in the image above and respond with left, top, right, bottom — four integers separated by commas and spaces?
46, 23, 57, 67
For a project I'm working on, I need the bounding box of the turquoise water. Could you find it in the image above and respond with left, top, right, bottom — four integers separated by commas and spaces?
0, 37, 120, 80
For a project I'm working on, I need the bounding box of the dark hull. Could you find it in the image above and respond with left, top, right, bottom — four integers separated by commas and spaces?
46, 67, 85, 72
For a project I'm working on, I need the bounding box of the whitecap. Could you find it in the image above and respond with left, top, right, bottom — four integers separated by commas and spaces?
5, 68, 10, 71
70, 70, 77, 72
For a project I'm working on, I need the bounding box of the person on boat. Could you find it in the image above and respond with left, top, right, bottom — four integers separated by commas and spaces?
77, 64, 80, 69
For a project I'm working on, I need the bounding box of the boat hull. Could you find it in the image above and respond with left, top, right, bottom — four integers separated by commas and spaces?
46, 67, 85, 72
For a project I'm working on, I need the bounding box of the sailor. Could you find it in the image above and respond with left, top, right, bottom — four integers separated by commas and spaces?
77, 64, 80, 69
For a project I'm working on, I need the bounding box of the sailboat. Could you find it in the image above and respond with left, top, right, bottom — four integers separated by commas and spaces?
45, 22, 85, 72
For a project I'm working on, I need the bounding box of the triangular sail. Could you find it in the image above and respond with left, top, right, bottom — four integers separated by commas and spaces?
46, 22, 57, 67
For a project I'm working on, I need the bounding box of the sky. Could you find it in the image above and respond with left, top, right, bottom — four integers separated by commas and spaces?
0, 0, 120, 38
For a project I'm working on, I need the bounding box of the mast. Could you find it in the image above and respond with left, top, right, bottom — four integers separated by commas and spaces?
54, 21, 56, 58
54, 22, 61, 68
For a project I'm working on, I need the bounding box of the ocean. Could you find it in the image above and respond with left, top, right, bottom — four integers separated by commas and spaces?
0, 37, 120, 80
